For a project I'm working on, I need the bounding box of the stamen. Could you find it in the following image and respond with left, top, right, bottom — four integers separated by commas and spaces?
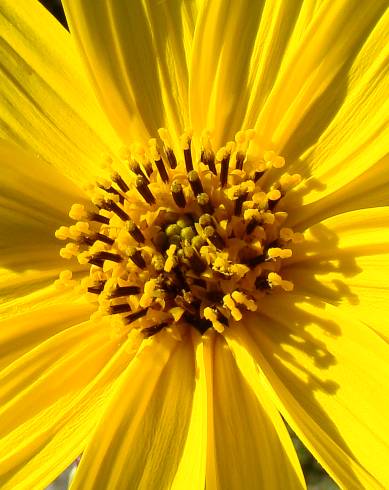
127, 220, 145, 243
127, 247, 146, 269
57, 129, 299, 337
136, 176, 156, 205
171, 181, 186, 208
109, 286, 141, 298
188, 170, 204, 196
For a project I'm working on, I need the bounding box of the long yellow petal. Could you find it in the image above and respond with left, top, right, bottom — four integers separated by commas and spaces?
171, 330, 207, 490
63, 0, 198, 142
285, 207, 389, 341
238, 299, 389, 489
71, 332, 196, 490
0, 296, 91, 370
253, 0, 387, 153
0, 317, 132, 490
206, 331, 306, 489
0, 0, 120, 184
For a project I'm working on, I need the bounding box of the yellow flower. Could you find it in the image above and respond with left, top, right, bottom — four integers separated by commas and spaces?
0, 1, 388, 489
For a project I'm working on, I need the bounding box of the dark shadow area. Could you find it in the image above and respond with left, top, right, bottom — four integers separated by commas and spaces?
39, 0, 68, 29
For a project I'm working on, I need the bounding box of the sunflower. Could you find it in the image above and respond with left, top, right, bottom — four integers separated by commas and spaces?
1, 1, 388, 489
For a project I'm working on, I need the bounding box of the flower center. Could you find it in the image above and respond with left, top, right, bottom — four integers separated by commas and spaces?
55, 129, 303, 339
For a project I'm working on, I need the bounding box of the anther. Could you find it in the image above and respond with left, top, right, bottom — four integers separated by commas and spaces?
124, 307, 148, 324
197, 193, 213, 214
127, 220, 145, 243
87, 280, 106, 294
246, 218, 259, 235
181, 134, 193, 172
204, 225, 225, 250
188, 170, 204, 197
109, 303, 132, 315
136, 176, 156, 205
154, 157, 169, 183
105, 200, 129, 221
112, 173, 129, 192
109, 285, 141, 298
128, 247, 146, 269
255, 276, 270, 290
89, 213, 110, 225
129, 160, 149, 183
218, 146, 232, 188
235, 151, 245, 170
92, 251, 123, 263
234, 192, 248, 216
183, 247, 207, 273
142, 321, 170, 338
171, 181, 186, 208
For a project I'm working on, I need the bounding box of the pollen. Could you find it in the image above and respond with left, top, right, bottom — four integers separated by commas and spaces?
55, 128, 303, 340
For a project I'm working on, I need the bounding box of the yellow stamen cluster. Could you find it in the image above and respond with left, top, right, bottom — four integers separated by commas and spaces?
55, 129, 302, 339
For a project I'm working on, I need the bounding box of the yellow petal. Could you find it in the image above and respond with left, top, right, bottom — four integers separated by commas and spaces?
0, 316, 132, 490
0, 297, 92, 370
0, 141, 85, 302
0, 0, 120, 184
71, 332, 196, 490
285, 154, 389, 229
239, 298, 389, 489
63, 1, 198, 142
285, 207, 389, 341
171, 330, 207, 490
205, 331, 306, 489
253, 0, 387, 154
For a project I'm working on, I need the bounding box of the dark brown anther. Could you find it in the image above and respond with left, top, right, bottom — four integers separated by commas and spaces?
201, 150, 217, 175
128, 247, 146, 269
142, 321, 170, 338
87, 280, 106, 294
204, 225, 225, 250
183, 311, 212, 334
242, 254, 265, 268
109, 303, 132, 315
191, 278, 207, 288
94, 233, 115, 245
113, 173, 129, 192
88, 258, 104, 267
166, 148, 177, 169
127, 220, 145, 243
109, 285, 141, 298
253, 171, 265, 182
130, 160, 149, 183
206, 290, 224, 303
89, 213, 110, 225
246, 218, 259, 235
220, 153, 231, 187
188, 170, 204, 197
104, 200, 129, 221
189, 252, 207, 274
154, 157, 169, 183
136, 176, 156, 205
255, 276, 270, 289
197, 193, 213, 214
234, 192, 248, 216
124, 307, 148, 324
184, 147, 193, 172
144, 161, 153, 176
153, 231, 169, 252
235, 151, 245, 170
171, 181, 186, 208
93, 251, 123, 263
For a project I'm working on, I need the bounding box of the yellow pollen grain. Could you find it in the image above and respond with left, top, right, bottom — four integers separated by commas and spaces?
204, 307, 225, 333
268, 247, 293, 259
223, 294, 242, 321
231, 291, 257, 311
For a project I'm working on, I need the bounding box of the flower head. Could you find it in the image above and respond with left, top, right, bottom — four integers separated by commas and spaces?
0, 1, 388, 489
